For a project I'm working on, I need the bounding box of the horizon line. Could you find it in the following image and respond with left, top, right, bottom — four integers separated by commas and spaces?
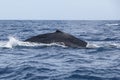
0, 19, 120, 21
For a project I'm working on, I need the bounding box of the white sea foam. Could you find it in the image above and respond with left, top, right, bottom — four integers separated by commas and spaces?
0, 36, 67, 48
86, 43, 100, 48
105, 23, 119, 26
87, 41, 120, 48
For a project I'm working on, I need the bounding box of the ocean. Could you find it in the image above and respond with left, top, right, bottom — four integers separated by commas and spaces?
0, 20, 120, 80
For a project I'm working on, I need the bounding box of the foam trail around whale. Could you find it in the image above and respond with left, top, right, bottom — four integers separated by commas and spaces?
0, 36, 67, 48
0, 36, 120, 49
87, 41, 120, 48
86, 43, 100, 48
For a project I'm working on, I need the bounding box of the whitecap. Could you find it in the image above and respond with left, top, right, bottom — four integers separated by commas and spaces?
105, 23, 119, 26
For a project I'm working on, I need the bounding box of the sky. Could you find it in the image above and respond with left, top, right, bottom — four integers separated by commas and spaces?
0, 0, 120, 20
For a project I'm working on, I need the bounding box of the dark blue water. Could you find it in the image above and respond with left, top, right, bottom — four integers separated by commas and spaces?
0, 20, 120, 80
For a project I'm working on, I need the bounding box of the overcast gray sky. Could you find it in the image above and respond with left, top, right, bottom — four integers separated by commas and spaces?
0, 0, 120, 20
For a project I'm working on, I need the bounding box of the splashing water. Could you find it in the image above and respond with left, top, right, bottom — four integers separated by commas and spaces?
0, 36, 67, 48
5, 36, 20, 48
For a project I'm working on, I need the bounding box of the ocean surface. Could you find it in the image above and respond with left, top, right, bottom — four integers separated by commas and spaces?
0, 20, 120, 80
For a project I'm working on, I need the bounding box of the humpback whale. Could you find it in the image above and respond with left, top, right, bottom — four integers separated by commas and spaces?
25, 30, 87, 48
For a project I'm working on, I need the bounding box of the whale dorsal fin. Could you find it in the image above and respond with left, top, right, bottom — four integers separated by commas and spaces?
55, 30, 62, 33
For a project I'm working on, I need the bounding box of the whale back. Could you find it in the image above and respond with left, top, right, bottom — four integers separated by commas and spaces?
25, 30, 87, 48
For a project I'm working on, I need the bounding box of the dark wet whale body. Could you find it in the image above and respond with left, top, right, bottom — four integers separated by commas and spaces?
25, 30, 87, 48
